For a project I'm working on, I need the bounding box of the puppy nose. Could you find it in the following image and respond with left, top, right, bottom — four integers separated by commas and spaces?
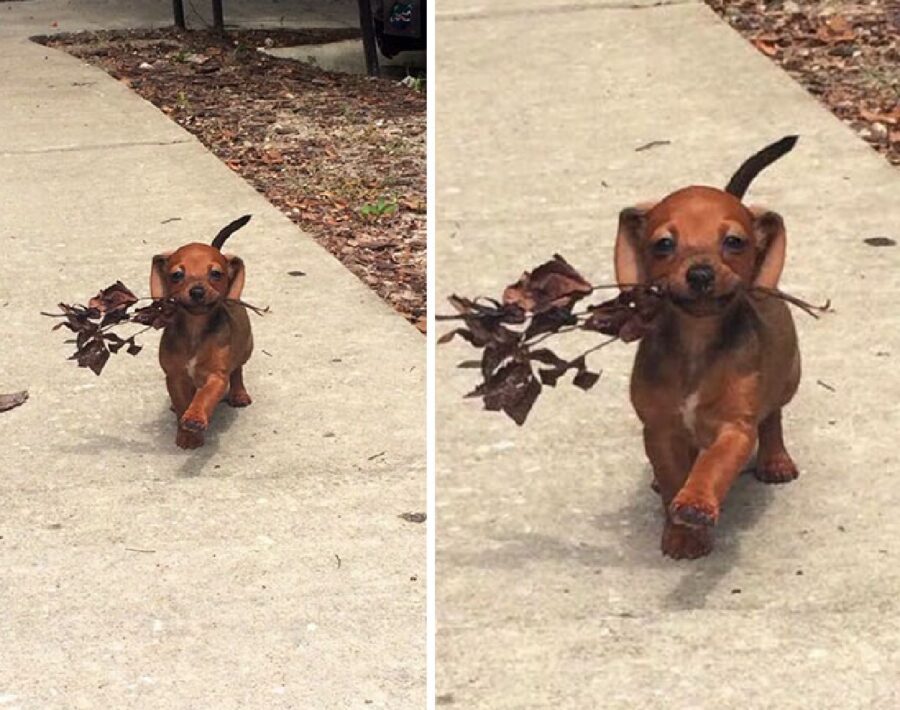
189, 285, 206, 302
685, 264, 715, 294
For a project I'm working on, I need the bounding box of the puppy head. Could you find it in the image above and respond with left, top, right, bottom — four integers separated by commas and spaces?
150, 243, 245, 313
614, 186, 786, 316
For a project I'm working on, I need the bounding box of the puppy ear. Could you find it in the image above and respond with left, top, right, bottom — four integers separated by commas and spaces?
750, 207, 786, 289
225, 254, 245, 300
614, 202, 654, 287
150, 253, 171, 299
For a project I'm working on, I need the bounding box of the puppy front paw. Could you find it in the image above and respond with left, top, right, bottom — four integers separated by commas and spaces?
661, 520, 713, 560
755, 452, 798, 484
180, 409, 208, 433
176, 427, 205, 449
669, 490, 719, 528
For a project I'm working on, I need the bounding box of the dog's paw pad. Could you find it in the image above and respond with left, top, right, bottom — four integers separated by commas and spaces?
661, 522, 713, 560
755, 453, 798, 484
670, 495, 719, 528
228, 392, 252, 407
180, 414, 208, 432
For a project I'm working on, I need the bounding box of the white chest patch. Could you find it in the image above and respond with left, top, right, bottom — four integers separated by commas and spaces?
681, 391, 700, 434
186, 356, 198, 380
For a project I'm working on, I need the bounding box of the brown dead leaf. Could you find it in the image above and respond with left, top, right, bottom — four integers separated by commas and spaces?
860, 107, 899, 126
0, 390, 28, 413
816, 15, 856, 43
503, 254, 593, 313
752, 37, 779, 56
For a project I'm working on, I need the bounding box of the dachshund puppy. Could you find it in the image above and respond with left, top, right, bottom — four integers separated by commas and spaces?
150, 216, 254, 449
614, 137, 800, 559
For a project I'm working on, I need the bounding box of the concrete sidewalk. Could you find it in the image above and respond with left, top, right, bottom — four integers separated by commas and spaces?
0, 2, 423, 709
436, 1, 899, 708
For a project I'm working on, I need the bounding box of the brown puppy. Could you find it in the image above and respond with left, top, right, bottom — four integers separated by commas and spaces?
615, 137, 800, 559
150, 216, 254, 449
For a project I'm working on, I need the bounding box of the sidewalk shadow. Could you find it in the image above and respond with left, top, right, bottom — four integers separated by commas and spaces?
52, 402, 239, 477
164, 405, 239, 478
443, 461, 776, 611
660, 467, 775, 610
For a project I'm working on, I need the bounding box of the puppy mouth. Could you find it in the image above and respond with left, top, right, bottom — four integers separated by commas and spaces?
177, 297, 219, 314
670, 291, 737, 315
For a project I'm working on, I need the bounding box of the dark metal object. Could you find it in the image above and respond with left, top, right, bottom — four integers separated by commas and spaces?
172, 0, 185, 29
212, 0, 224, 30
356, 0, 381, 77
173, 0, 223, 30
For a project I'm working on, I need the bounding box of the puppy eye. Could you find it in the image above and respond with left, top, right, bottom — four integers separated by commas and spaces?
723, 234, 746, 252
170, 271, 184, 283
209, 269, 224, 281
652, 236, 676, 256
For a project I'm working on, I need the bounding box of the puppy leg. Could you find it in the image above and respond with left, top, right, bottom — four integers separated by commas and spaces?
644, 425, 712, 559
181, 373, 229, 436
671, 424, 756, 528
166, 374, 204, 449
755, 409, 798, 484
166, 373, 195, 418
227, 366, 252, 407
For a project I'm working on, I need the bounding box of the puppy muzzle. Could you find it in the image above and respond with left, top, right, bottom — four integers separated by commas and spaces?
685, 264, 715, 295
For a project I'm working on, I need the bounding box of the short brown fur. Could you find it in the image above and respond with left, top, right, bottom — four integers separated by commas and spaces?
150, 242, 253, 449
615, 184, 800, 559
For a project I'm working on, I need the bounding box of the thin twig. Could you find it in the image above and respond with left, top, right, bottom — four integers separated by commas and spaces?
749, 286, 831, 319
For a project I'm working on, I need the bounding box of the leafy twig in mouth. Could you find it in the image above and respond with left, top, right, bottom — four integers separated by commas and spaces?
43, 282, 268, 376
440, 254, 828, 425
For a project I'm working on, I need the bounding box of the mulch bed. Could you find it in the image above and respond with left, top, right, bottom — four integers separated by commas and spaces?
38, 28, 427, 330
706, 1, 899, 166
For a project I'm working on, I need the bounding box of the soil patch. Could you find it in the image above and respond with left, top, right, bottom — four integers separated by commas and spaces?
706, 1, 899, 166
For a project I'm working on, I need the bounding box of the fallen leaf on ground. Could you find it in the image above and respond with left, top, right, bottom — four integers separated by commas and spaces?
0, 390, 28, 412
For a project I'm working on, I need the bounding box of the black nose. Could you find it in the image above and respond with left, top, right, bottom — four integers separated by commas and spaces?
685, 264, 715, 294
189, 285, 206, 302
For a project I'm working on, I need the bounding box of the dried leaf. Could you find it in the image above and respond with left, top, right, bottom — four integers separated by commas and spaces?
70, 338, 110, 376
468, 360, 542, 425
752, 38, 779, 56
860, 107, 899, 126
503, 255, 592, 313
572, 369, 601, 391
0, 390, 28, 412
131, 299, 178, 329
88, 281, 138, 313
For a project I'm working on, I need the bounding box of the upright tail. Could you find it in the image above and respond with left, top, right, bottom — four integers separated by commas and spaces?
725, 135, 798, 199
211, 214, 252, 250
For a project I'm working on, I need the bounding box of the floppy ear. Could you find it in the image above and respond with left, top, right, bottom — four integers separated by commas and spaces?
225, 254, 245, 300
150, 254, 171, 299
614, 202, 654, 287
749, 207, 786, 289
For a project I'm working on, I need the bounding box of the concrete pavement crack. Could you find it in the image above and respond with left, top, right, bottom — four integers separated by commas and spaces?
438, 0, 695, 23
0, 138, 192, 155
